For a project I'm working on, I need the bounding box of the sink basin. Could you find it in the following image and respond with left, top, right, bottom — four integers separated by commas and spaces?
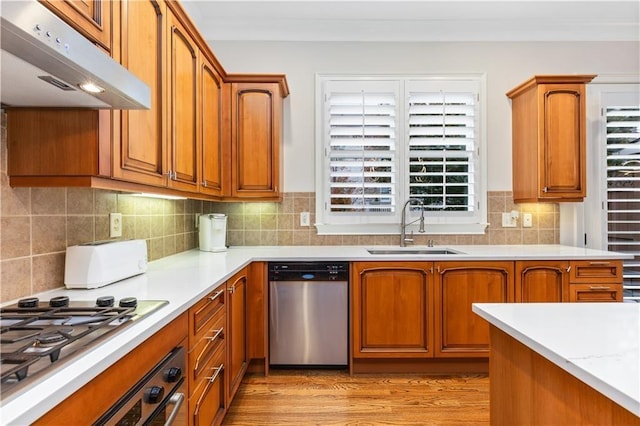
367, 248, 465, 255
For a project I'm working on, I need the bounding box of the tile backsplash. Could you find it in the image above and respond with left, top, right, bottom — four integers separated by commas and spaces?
207, 192, 559, 247
1, 110, 558, 302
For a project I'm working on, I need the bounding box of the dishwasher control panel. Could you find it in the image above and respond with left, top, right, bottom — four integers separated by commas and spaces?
268, 262, 349, 281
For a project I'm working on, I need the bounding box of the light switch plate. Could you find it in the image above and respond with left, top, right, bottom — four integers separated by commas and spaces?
502, 212, 517, 228
109, 213, 123, 238
300, 212, 310, 227
523, 213, 533, 228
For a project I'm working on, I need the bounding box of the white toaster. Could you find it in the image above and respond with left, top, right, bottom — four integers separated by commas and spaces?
64, 240, 148, 289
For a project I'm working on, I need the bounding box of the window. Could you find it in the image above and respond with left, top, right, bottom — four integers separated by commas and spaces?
315, 75, 487, 235
604, 95, 640, 302
583, 83, 640, 302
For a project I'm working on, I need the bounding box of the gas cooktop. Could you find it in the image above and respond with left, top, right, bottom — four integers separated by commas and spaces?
0, 296, 168, 399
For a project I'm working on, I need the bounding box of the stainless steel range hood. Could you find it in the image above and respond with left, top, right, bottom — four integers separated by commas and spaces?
0, 1, 150, 109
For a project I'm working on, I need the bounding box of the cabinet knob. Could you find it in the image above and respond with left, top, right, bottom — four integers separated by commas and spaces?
164, 366, 182, 383
144, 385, 165, 404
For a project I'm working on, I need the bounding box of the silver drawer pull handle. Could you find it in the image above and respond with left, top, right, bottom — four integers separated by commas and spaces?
589, 286, 611, 290
205, 364, 224, 383
208, 290, 224, 302
207, 328, 224, 341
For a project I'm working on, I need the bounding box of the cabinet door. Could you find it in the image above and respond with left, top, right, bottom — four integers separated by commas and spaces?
515, 260, 569, 302
167, 11, 198, 192
114, 0, 167, 187
41, 0, 112, 51
227, 269, 248, 403
352, 262, 434, 358
435, 261, 514, 357
199, 57, 225, 197
230, 82, 281, 199
190, 345, 226, 426
538, 83, 587, 199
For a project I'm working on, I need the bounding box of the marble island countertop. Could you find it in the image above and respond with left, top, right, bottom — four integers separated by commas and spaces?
0, 244, 632, 425
472, 302, 640, 417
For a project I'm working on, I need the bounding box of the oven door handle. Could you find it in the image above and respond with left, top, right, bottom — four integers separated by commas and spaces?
164, 392, 185, 426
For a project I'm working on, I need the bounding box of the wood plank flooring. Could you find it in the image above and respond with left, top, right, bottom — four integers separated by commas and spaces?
223, 369, 489, 425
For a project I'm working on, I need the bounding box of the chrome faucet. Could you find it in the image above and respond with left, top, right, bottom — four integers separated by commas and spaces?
400, 198, 425, 247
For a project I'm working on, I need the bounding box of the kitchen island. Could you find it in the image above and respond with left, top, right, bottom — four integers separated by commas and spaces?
473, 303, 640, 425
0, 244, 631, 425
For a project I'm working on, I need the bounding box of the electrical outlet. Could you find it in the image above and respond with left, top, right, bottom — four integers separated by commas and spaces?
109, 213, 123, 238
523, 213, 533, 228
300, 212, 310, 227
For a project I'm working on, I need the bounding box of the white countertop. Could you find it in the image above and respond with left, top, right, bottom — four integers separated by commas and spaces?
472, 303, 640, 417
0, 244, 631, 425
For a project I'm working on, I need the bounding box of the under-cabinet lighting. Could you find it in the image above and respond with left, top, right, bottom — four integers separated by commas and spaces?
130, 193, 187, 200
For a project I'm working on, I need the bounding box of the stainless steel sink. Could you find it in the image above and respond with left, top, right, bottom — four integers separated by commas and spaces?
367, 248, 465, 255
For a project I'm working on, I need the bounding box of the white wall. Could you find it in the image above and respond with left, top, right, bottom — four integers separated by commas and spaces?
210, 41, 639, 192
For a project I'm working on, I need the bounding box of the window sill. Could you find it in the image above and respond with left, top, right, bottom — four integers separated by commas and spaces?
315, 222, 489, 236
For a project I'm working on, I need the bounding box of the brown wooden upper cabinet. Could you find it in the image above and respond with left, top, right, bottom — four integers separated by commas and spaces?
113, 0, 168, 188
226, 77, 289, 201
41, 0, 112, 51
506, 75, 596, 203
6, 0, 288, 203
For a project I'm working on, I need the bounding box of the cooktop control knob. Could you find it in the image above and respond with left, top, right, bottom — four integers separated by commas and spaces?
144, 385, 164, 404
96, 296, 115, 307
49, 296, 70, 308
17, 297, 39, 308
164, 366, 182, 383
119, 297, 138, 308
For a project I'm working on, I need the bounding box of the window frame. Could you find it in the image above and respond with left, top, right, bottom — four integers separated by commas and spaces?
314, 73, 488, 235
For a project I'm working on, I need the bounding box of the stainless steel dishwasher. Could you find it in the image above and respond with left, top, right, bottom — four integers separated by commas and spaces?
269, 262, 349, 366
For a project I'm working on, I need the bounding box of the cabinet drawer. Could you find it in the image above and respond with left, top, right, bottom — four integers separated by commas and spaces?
189, 308, 225, 383
570, 260, 623, 283
190, 344, 226, 426
569, 283, 623, 302
189, 284, 226, 340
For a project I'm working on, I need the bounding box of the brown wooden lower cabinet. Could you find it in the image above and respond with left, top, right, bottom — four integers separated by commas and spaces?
515, 260, 570, 302
188, 283, 227, 426
569, 283, 623, 302
190, 343, 226, 426
226, 267, 249, 404
569, 259, 624, 302
434, 261, 514, 357
351, 262, 434, 358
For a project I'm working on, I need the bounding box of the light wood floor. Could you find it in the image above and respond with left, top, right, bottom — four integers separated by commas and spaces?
223, 369, 490, 425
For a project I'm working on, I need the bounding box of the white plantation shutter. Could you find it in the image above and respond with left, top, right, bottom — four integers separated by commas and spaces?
604, 104, 640, 302
316, 75, 486, 233
324, 81, 399, 221
407, 81, 479, 215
